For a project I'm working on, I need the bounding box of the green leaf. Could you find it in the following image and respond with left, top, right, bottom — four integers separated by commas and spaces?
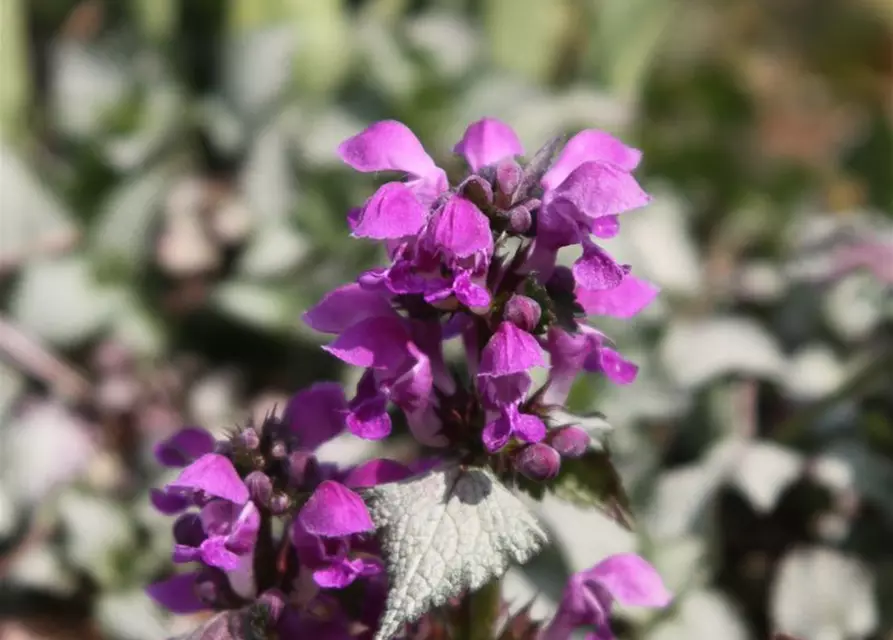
484, 0, 570, 83
0, 0, 29, 144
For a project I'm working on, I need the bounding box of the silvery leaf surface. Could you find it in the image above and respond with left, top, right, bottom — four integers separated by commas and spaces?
365, 463, 548, 640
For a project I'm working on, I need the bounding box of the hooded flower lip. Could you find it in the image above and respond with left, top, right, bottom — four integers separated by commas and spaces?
454, 117, 524, 172
543, 553, 671, 640
352, 182, 428, 240
547, 161, 651, 225
298, 480, 375, 538
154, 427, 216, 468
174, 500, 261, 571
426, 195, 494, 261
572, 241, 627, 292
482, 404, 547, 453
323, 316, 413, 370
478, 322, 545, 378
168, 453, 250, 505
541, 129, 643, 192
575, 273, 659, 318
303, 283, 396, 335
146, 571, 209, 614
284, 382, 348, 451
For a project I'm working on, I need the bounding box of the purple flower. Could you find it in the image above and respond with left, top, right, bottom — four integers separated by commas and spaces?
454, 117, 524, 172
168, 453, 250, 505
303, 283, 396, 335
146, 571, 209, 614
154, 427, 215, 468
297, 480, 375, 538
542, 553, 672, 640
541, 130, 643, 191
575, 273, 659, 319
479, 322, 545, 378
337, 119, 448, 203
482, 403, 547, 453
341, 458, 414, 488
544, 327, 637, 406
173, 499, 261, 571
284, 382, 348, 451
425, 195, 493, 262
351, 182, 429, 240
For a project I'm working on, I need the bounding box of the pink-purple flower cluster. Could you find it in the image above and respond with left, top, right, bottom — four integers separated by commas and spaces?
146, 118, 670, 639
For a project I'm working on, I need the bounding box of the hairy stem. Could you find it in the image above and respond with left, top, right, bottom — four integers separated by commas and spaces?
462, 578, 502, 640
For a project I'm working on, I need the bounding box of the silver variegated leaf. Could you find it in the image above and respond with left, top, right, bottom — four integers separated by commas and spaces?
365, 463, 548, 640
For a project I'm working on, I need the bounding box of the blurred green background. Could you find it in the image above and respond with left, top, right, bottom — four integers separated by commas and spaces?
0, 0, 891, 639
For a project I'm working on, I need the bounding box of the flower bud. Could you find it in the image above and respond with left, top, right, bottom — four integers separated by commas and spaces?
269, 491, 290, 515
513, 443, 561, 482
287, 451, 319, 488
270, 440, 288, 460
257, 588, 287, 622
458, 175, 493, 208
244, 470, 273, 506
503, 294, 541, 332
238, 427, 260, 451
549, 426, 590, 458
507, 205, 532, 234
496, 158, 523, 196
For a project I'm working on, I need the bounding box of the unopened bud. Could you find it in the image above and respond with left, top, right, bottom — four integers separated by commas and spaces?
287, 451, 319, 488
238, 427, 260, 451
549, 426, 590, 458
507, 205, 532, 234
244, 471, 273, 506
496, 159, 523, 196
257, 588, 287, 622
504, 295, 541, 332
458, 175, 494, 208
514, 443, 561, 482
269, 491, 290, 515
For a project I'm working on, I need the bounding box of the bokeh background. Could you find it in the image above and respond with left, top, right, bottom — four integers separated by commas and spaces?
1, 0, 891, 638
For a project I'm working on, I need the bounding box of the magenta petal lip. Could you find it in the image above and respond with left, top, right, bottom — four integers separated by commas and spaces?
298, 481, 375, 538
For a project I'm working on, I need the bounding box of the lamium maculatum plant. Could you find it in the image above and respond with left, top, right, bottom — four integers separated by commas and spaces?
147, 118, 672, 639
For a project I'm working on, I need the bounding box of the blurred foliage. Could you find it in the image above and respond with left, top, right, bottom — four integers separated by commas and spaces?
0, 0, 891, 639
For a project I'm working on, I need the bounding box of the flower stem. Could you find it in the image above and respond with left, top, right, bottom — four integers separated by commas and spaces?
462, 578, 502, 640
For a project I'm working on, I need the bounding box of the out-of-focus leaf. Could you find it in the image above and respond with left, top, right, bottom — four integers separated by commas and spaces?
11, 256, 118, 345
0, 360, 24, 422
0, 0, 29, 143
239, 120, 299, 223
288, 0, 352, 96
0, 402, 95, 507
659, 316, 786, 388
783, 345, 846, 401
356, 20, 418, 100
213, 281, 292, 331
103, 83, 184, 170
407, 12, 478, 80
729, 442, 804, 513
823, 272, 888, 341
50, 41, 128, 138
769, 547, 877, 640
647, 589, 748, 640
96, 590, 167, 640
823, 440, 893, 527
593, 0, 674, 100
90, 167, 169, 268
135, 0, 176, 41
58, 491, 136, 587
5, 544, 78, 596
365, 463, 547, 640
484, 0, 568, 83
0, 146, 78, 271
223, 25, 295, 118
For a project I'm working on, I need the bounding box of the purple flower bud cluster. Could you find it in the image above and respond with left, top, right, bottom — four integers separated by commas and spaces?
147, 118, 671, 639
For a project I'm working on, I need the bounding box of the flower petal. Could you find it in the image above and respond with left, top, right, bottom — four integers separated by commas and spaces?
430, 196, 493, 259
550, 162, 651, 221
454, 118, 524, 171
146, 572, 208, 614
482, 413, 513, 452
572, 243, 626, 291
346, 392, 392, 440
343, 458, 413, 488
589, 553, 672, 608
589, 347, 638, 385
323, 316, 411, 369
285, 382, 348, 450
479, 322, 545, 377
313, 561, 360, 589
576, 274, 659, 318
303, 283, 395, 334
298, 481, 374, 538
150, 488, 191, 514
338, 120, 440, 178
168, 454, 249, 504
353, 182, 427, 240
513, 411, 547, 443
542, 130, 642, 191
200, 536, 242, 571
154, 427, 216, 468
